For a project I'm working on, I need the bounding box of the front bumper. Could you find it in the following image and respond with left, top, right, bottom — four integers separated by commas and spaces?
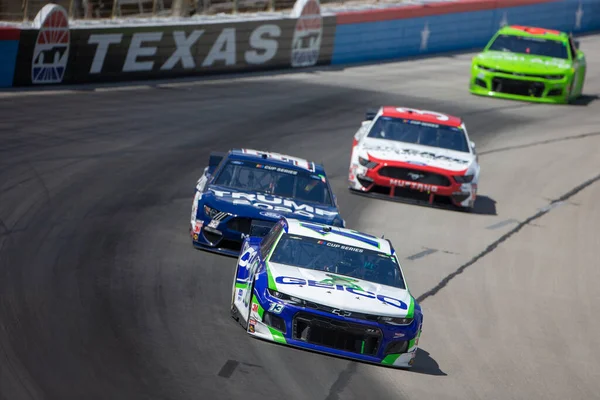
469, 65, 572, 104
348, 162, 476, 209
247, 290, 422, 368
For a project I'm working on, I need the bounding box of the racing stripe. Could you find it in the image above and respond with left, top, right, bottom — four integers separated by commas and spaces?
265, 261, 277, 291
381, 354, 401, 365
265, 229, 285, 290
406, 296, 415, 319
267, 327, 287, 344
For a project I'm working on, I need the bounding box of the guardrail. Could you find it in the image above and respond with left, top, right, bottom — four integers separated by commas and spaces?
1, 0, 599, 88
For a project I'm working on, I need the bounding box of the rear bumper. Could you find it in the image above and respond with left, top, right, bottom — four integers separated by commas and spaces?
469, 66, 571, 104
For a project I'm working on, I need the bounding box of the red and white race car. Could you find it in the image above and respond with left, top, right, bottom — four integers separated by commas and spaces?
348, 106, 480, 210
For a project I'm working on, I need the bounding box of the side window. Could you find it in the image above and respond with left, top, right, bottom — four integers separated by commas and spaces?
260, 222, 283, 258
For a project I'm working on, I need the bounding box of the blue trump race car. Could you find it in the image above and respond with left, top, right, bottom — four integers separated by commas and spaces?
230, 217, 424, 368
190, 148, 345, 256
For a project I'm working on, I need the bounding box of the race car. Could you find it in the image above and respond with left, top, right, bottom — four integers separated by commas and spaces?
470, 25, 586, 104
230, 217, 423, 368
190, 148, 345, 256
348, 106, 480, 210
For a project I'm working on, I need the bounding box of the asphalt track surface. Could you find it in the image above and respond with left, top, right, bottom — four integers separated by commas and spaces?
2, 34, 600, 400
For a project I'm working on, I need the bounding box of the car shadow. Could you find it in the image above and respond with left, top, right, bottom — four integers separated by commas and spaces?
407, 348, 447, 376
249, 332, 447, 376
570, 94, 599, 106
470, 195, 497, 216
349, 190, 497, 216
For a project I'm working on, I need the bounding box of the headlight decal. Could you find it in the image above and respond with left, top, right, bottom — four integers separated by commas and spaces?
454, 174, 474, 183
358, 156, 379, 169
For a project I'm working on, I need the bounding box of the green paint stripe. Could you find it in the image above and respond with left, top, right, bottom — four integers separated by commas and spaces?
267, 327, 287, 344
406, 296, 415, 319
381, 354, 401, 365
265, 230, 285, 291
235, 282, 248, 290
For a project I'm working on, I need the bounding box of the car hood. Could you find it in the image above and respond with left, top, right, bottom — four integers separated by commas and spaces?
202, 185, 340, 224
475, 51, 572, 75
268, 262, 414, 318
359, 138, 475, 172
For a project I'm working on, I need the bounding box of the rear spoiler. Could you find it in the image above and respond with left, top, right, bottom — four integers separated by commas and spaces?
365, 108, 379, 121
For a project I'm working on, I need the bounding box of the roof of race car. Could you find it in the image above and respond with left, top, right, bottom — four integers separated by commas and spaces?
498, 25, 567, 41
380, 106, 462, 127
282, 218, 393, 254
228, 148, 324, 174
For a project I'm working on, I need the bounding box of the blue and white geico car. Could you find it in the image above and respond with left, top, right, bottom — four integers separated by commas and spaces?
190, 148, 345, 256
230, 217, 424, 368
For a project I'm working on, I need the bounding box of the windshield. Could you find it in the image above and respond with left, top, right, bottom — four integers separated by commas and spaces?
213, 160, 333, 206
367, 116, 470, 153
488, 34, 569, 59
269, 234, 406, 289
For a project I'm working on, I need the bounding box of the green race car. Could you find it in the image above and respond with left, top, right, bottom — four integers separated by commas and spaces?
470, 25, 586, 104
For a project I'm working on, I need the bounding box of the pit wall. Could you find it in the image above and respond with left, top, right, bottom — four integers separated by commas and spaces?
1, 0, 599, 88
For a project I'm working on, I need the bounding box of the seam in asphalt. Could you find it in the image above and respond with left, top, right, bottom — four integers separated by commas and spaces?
478, 131, 600, 156
416, 172, 600, 303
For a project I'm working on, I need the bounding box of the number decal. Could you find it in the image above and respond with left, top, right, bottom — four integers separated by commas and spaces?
268, 303, 285, 314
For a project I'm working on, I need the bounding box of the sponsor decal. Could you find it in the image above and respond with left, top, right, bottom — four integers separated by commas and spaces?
290, 0, 322, 68
193, 221, 203, 234
363, 143, 470, 166
482, 53, 570, 68
32, 4, 70, 84
390, 178, 439, 193
209, 189, 338, 219
299, 222, 380, 248
237, 288, 243, 301
393, 332, 405, 338
256, 164, 299, 175
274, 276, 409, 310
85, 25, 283, 75
193, 234, 199, 240
324, 242, 364, 253
260, 211, 283, 219
208, 219, 220, 229
248, 318, 256, 333
252, 303, 259, 312
319, 274, 364, 290
239, 246, 257, 269
242, 149, 315, 172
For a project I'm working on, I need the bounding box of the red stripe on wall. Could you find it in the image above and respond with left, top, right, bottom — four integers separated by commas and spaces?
336, 0, 560, 25
0, 27, 21, 41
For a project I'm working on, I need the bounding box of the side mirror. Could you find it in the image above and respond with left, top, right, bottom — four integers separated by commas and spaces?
470, 140, 476, 149
574, 40, 580, 49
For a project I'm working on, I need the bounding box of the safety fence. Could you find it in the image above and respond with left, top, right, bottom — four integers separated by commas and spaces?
0, 0, 599, 88
0, 0, 403, 21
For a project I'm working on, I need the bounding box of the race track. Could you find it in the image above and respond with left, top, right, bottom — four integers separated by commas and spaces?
1, 34, 600, 400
